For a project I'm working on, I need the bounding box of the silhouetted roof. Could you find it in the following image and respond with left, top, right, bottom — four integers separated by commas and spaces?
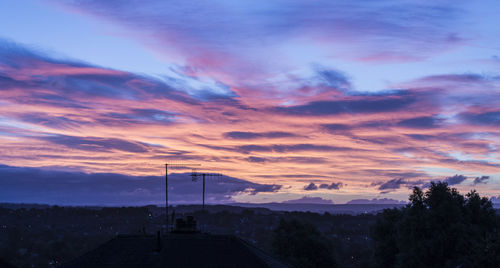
62, 233, 289, 268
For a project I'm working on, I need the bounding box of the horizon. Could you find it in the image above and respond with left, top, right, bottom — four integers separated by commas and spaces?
1, 0, 499, 206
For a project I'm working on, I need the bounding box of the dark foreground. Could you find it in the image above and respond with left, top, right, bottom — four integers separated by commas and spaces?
1, 183, 500, 268
0, 204, 375, 268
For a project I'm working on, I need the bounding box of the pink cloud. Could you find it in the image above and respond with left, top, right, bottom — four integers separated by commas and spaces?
0, 40, 498, 202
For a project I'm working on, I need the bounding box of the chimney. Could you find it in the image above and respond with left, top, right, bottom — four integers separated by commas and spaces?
172, 215, 199, 233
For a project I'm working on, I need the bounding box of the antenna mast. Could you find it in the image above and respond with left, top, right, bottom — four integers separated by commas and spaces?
164, 163, 200, 233
191, 171, 222, 211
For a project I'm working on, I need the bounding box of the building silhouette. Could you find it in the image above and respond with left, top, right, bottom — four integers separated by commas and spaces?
62, 216, 289, 268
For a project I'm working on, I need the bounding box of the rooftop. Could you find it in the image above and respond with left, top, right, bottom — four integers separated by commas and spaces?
62, 233, 289, 268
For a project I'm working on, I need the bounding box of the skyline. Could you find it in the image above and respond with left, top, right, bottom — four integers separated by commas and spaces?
0, 0, 499, 205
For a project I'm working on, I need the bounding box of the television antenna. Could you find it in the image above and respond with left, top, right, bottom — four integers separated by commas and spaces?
164, 163, 200, 232
191, 171, 222, 211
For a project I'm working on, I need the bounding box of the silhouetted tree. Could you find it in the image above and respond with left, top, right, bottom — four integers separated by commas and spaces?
272, 219, 336, 268
371, 181, 499, 268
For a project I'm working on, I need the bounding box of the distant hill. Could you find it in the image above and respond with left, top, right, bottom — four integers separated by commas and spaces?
3, 202, 497, 215
152, 204, 275, 215
0, 203, 51, 210
230, 202, 406, 215
346, 198, 407, 205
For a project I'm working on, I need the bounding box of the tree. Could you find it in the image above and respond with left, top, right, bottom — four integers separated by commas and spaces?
272, 219, 336, 268
371, 181, 499, 268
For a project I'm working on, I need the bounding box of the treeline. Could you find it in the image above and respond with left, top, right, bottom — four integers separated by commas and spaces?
371, 182, 500, 268
271, 182, 500, 268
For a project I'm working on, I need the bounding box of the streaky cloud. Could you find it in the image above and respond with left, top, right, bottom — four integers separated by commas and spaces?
397, 116, 441, 129
237, 144, 354, 154
444, 174, 467, 185
274, 93, 416, 116
460, 111, 500, 126
473, 176, 490, 185
319, 182, 343, 190
40, 134, 152, 153
303, 182, 318, 191
224, 131, 299, 140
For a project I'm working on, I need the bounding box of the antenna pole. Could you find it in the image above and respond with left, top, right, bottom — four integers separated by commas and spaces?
202, 173, 206, 211
192, 172, 220, 212
163, 163, 200, 233
165, 164, 168, 233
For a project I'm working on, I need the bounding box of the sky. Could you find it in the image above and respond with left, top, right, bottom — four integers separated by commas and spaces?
0, 0, 499, 205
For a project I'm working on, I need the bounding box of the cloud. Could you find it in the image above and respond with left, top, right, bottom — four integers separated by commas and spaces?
274, 92, 416, 116
17, 113, 90, 130
319, 182, 343, 190
418, 74, 490, 83
0, 39, 234, 103
368, 170, 427, 179
444, 174, 467, 185
406, 134, 435, 141
1, 31, 500, 202
257, 174, 330, 179
283, 196, 334, 204
460, 111, 500, 126
0, 164, 282, 205
378, 178, 407, 190
224, 131, 298, 140
397, 116, 441, 129
237, 144, 353, 154
304, 183, 318, 191
245, 156, 268, 163
313, 66, 351, 92
244, 184, 282, 195
346, 198, 407, 205
374, 178, 426, 193
53, 0, 464, 83
419, 174, 469, 189
473, 175, 490, 185
491, 195, 500, 204
113, 109, 177, 124
322, 124, 352, 133
40, 134, 151, 153
94, 109, 185, 128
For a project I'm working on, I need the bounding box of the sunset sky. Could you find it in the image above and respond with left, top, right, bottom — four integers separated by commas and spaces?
1, 0, 499, 205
